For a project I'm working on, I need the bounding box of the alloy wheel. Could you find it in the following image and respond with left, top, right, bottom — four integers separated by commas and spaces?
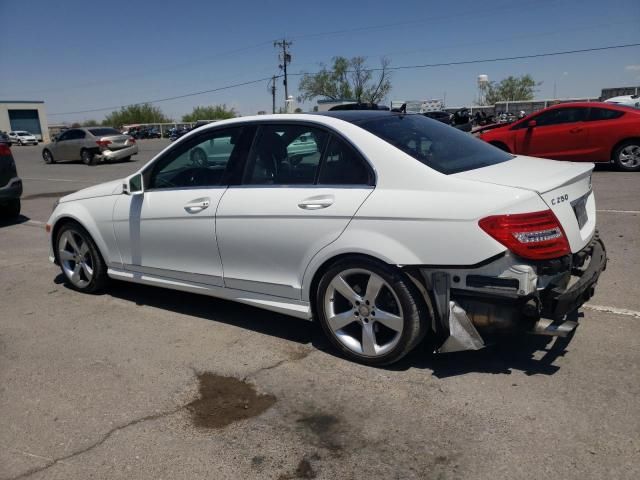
323, 268, 404, 357
58, 230, 94, 288
619, 145, 640, 169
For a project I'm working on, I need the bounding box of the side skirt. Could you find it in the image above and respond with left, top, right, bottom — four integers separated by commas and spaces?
107, 267, 312, 320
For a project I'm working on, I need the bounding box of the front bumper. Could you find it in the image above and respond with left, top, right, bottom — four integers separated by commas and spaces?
418, 235, 607, 352
0, 177, 23, 200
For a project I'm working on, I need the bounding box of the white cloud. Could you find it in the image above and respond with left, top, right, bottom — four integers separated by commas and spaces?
625, 64, 640, 71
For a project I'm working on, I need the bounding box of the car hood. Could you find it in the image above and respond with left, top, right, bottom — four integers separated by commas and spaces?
59, 179, 123, 203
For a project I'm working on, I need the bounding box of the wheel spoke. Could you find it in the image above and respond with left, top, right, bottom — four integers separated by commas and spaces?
71, 264, 82, 283
331, 275, 362, 303
365, 274, 385, 304
327, 310, 356, 332
59, 250, 74, 261
375, 309, 403, 332
67, 234, 81, 254
361, 322, 377, 355
81, 262, 93, 279
79, 242, 89, 258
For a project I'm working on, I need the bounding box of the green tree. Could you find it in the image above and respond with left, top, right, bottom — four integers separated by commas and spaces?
181, 104, 237, 122
82, 119, 99, 127
483, 75, 540, 105
299, 56, 392, 104
102, 103, 172, 127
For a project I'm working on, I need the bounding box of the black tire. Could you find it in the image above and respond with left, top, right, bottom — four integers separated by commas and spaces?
316, 257, 429, 366
81, 149, 96, 166
2, 199, 20, 218
43, 149, 55, 164
55, 221, 108, 293
123, 156, 132, 162
613, 140, 640, 172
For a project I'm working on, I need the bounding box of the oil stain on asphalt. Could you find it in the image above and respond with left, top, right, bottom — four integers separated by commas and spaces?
186, 372, 276, 429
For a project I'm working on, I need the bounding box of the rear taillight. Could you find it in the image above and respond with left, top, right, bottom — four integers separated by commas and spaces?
0, 144, 11, 155
128, 137, 136, 144
478, 210, 570, 260
96, 139, 112, 147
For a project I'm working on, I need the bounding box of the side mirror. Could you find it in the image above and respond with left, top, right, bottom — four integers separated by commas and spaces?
123, 173, 143, 195
527, 120, 537, 129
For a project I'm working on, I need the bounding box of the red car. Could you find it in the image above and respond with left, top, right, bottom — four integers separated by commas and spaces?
476, 102, 640, 171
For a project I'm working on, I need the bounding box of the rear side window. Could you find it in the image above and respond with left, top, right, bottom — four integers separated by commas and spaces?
88, 127, 121, 136
357, 114, 512, 175
587, 108, 624, 121
318, 137, 372, 185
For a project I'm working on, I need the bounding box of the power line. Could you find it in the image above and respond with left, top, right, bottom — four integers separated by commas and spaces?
48, 42, 640, 116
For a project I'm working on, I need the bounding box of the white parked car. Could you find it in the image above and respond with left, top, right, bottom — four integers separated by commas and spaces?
604, 95, 640, 109
46, 112, 606, 365
9, 130, 38, 145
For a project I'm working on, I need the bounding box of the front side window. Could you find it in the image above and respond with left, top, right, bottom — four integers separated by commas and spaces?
243, 125, 328, 185
533, 107, 588, 127
56, 131, 71, 141
356, 114, 512, 175
148, 127, 249, 189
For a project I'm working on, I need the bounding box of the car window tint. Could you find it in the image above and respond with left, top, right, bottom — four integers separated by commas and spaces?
318, 136, 372, 185
88, 127, 121, 136
587, 108, 624, 121
534, 107, 588, 126
357, 114, 512, 175
57, 131, 71, 141
149, 127, 247, 189
243, 125, 328, 185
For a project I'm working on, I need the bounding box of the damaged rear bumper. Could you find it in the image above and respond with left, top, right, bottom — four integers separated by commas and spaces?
415, 234, 607, 353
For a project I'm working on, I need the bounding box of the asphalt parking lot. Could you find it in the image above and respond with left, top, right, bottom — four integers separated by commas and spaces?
1, 141, 639, 480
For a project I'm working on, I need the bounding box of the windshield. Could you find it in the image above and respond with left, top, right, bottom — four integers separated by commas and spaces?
88, 128, 121, 136
17, 132, 31, 136
356, 114, 513, 174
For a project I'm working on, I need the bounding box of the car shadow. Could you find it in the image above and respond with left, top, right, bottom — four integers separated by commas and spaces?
593, 162, 617, 172
0, 214, 30, 228
53, 274, 577, 377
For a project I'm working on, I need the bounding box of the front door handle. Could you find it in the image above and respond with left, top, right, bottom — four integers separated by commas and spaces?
569, 127, 583, 133
298, 196, 334, 210
184, 197, 210, 213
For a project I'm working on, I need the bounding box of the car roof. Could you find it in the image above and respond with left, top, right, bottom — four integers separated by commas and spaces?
542, 101, 638, 112
313, 110, 407, 124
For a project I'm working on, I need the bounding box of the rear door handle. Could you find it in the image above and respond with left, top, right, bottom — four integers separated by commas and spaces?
298, 197, 334, 210
184, 197, 210, 213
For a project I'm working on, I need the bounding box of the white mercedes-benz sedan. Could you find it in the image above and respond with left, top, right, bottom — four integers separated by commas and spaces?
46, 111, 606, 365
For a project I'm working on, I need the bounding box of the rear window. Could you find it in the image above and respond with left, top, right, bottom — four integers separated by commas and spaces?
356, 114, 512, 174
88, 128, 121, 136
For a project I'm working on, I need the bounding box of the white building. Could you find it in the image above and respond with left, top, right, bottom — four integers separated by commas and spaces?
0, 100, 49, 142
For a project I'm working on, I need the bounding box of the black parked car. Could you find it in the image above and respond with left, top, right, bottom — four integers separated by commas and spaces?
0, 143, 22, 218
422, 111, 453, 124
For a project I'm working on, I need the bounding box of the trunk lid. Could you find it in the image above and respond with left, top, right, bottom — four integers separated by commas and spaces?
454, 155, 595, 252
101, 134, 133, 151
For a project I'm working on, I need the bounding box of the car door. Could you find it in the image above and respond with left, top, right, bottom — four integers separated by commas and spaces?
112, 125, 255, 285
68, 129, 87, 160
583, 106, 626, 161
51, 130, 74, 159
513, 107, 589, 161
216, 123, 375, 300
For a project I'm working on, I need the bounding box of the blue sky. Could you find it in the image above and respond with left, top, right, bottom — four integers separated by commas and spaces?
1, 0, 639, 123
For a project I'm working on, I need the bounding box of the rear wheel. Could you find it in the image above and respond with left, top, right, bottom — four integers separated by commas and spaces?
316, 257, 428, 366
55, 222, 108, 293
81, 149, 95, 166
613, 140, 640, 172
42, 149, 55, 164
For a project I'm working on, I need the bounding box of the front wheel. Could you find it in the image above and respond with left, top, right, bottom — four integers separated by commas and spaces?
81, 149, 95, 166
55, 222, 108, 293
43, 150, 55, 164
613, 141, 640, 172
316, 257, 428, 366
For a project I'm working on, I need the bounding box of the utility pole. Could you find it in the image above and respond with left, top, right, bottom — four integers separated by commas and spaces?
274, 39, 292, 103
269, 75, 277, 114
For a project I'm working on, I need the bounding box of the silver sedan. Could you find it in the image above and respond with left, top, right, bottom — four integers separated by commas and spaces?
42, 127, 138, 166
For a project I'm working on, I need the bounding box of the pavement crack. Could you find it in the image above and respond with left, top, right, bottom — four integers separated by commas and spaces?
5, 405, 184, 480
243, 348, 313, 381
